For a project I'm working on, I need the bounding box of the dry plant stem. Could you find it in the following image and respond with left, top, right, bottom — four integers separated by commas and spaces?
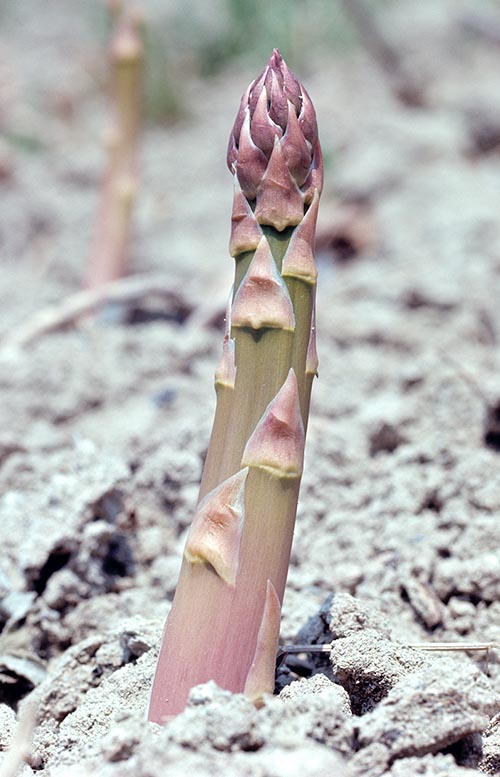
0, 273, 186, 353
407, 641, 500, 653
148, 51, 323, 722
85, 6, 144, 289
278, 641, 500, 659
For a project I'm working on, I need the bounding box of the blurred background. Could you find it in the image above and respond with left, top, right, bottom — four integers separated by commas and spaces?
3, 0, 500, 309
3, 0, 500, 302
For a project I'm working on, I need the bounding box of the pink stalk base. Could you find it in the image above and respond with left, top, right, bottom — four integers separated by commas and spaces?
148, 468, 299, 721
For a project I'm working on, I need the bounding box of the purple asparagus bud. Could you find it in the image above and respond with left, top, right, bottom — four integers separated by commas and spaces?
227, 50, 323, 232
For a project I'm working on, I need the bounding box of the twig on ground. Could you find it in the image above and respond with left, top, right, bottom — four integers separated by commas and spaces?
0, 274, 194, 354
277, 640, 500, 668
407, 641, 500, 653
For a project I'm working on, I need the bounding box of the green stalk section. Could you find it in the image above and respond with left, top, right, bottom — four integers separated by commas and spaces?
148, 50, 323, 722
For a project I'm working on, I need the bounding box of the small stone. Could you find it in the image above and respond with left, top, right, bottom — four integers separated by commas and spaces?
480, 712, 500, 775
349, 742, 390, 777
330, 629, 427, 714
356, 658, 497, 759
388, 753, 483, 776
279, 672, 349, 710
434, 554, 500, 604
329, 593, 393, 639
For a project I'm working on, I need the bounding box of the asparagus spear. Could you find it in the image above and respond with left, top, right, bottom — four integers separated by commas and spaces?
148, 50, 323, 722
86, 6, 144, 289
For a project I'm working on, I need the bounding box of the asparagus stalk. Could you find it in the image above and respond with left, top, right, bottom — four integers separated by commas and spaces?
148, 50, 323, 722
85, 6, 144, 289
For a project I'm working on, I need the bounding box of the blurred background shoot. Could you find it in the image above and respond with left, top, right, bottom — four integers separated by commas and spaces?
90, 0, 358, 124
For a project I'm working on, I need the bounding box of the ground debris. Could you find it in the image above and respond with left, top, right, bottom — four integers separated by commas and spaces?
356, 659, 498, 760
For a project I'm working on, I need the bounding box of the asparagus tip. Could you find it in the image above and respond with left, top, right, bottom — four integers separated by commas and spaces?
227, 49, 321, 207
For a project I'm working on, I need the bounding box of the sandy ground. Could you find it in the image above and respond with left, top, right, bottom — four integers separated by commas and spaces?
2, 0, 500, 774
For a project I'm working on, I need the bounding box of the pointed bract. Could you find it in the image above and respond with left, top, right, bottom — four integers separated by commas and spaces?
282, 63, 302, 114
235, 110, 268, 201
184, 468, 248, 587
215, 293, 237, 388
267, 68, 289, 131
248, 68, 266, 116
229, 178, 263, 257
226, 133, 238, 175
244, 580, 281, 702
254, 138, 304, 231
281, 188, 319, 284
266, 50, 301, 126
227, 84, 251, 171
282, 101, 312, 188
298, 86, 318, 149
251, 86, 282, 158
302, 141, 324, 205
242, 369, 304, 477
232, 237, 295, 331
306, 304, 319, 377
215, 335, 236, 388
